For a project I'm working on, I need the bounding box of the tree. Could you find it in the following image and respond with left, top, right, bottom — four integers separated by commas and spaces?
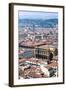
54, 48, 58, 56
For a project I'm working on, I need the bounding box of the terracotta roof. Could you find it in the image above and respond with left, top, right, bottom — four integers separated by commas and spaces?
48, 60, 58, 67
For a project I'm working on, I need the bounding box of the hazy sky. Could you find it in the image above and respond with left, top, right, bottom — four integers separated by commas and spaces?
18, 11, 58, 20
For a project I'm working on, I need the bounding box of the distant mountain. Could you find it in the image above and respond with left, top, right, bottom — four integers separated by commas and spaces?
19, 19, 58, 28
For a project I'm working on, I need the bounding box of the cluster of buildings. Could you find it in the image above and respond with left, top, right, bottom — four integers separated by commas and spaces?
18, 25, 58, 79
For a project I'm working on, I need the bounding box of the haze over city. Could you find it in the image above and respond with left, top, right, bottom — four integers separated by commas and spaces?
19, 11, 58, 20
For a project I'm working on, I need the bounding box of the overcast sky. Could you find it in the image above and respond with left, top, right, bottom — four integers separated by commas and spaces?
18, 11, 58, 20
